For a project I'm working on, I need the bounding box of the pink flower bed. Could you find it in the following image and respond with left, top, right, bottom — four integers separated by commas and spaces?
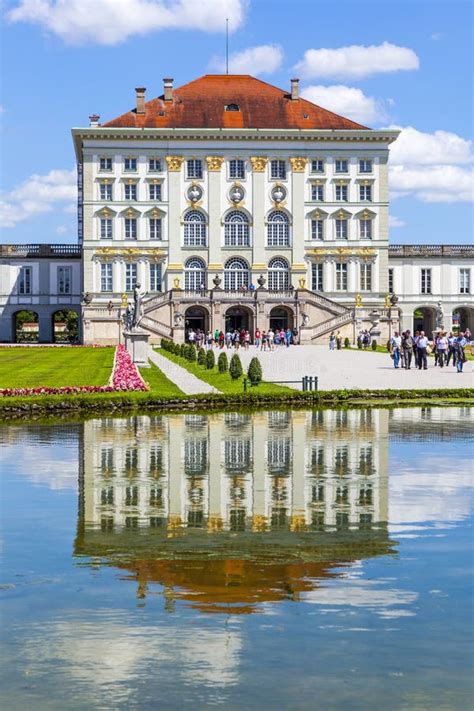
0, 345, 148, 397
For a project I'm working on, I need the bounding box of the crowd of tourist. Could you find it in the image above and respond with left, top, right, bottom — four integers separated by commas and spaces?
186, 327, 299, 351
388, 329, 472, 372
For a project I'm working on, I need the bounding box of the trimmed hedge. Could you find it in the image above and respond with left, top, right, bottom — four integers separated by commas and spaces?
344, 337, 351, 349
229, 354, 243, 380
371, 340, 377, 351
205, 349, 215, 370
247, 357, 263, 384
218, 352, 228, 373
197, 347, 206, 366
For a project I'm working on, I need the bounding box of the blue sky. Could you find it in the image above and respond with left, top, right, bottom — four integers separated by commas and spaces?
0, 0, 472, 244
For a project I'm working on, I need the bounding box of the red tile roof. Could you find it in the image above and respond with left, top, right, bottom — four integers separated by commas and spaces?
103, 75, 368, 130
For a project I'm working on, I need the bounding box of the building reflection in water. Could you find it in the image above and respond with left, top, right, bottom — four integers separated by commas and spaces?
75, 409, 392, 613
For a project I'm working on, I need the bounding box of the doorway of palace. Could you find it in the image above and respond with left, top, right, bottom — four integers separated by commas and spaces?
185, 306, 208, 336
413, 307, 435, 334
269, 306, 294, 332
52, 309, 79, 343
452, 306, 473, 333
225, 306, 253, 333
13, 310, 39, 343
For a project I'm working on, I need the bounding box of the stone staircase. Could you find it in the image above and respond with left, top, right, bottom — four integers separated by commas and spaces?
140, 314, 173, 339
308, 310, 355, 340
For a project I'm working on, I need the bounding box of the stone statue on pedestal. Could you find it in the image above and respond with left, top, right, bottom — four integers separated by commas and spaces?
436, 301, 444, 329
132, 283, 146, 330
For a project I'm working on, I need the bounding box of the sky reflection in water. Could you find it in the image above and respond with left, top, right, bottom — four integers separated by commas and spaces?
0, 406, 472, 710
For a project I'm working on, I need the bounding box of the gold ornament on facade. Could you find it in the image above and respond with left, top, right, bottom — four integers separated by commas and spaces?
173, 277, 181, 289
252, 515, 267, 532
355, 293, 363, 308
120, 293, 129, 307
289, 157, 307, 172
384, 294, 392, 308
250, 156, 268, 172
207, 516, 223, 532
290, 514, 307, 532
165, 155, 184, 171
298, 277, 306, 288
206, 156, 224, 171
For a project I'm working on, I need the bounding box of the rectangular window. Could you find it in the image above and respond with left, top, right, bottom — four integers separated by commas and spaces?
125, 218, 137, 240
421, 268, 432, 294
359, 159, 372, 173
336, 263, 347, 291
124, 183, 137, 200
336, 219, 348, 240
57, 266, 72, 295
388, 268, 394, 293
18, 266, 32, 295
100, 218, 112, 239
311, 184, 324, 201
149, 183, 162, 200
335, 184, 348, 201
149, 218, 162, 240
100, 182, 112, 200
229, 159, 245, 179
360, 263, 372, 291
125, 263, 137, 292
99, 157, 112, 171
148, 158, 162, 172
311, 159, 324, 173
124, 157, 137, 172
335, 159, 348, 173
150, 263, 162, 292
311, 263, 324, 291
270, 159, 286, 180
187, 159, 203, 179
100, 263, 113, 292
360, 219, 372, 239
359, 184, 372, 201
311, 219, 323, 240
460, 268, 470, 294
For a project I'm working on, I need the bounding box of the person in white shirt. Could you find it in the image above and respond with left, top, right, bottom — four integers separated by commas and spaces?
416, 331, 429, 370
435, 332, 448, 368
390, 332, 402, 368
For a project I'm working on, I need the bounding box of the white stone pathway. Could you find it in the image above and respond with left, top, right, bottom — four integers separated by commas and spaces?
149, 350, 219, 394
236, 345, 473, 391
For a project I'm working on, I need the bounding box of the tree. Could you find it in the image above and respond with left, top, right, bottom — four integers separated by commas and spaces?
197, 347, 206, 365
371, 339, 377, 351
229, 353, 243, 380
247, 356, 263, 384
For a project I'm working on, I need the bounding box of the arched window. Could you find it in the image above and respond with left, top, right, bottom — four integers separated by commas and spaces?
185, 257, 206, 291
224, 257, 249, 291
224, 211, 250, 246
184, 210, 206, 247
267, 210, 290, 246
268, 257, 290, 291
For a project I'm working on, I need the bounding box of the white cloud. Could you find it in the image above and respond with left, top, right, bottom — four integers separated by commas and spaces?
6, 0, 248, 45
302, 84, 387, 125
388, 125, 473, 166
0, 168, 76, 228
55, 224, 69, 235
388, 126, 474, 203
431, 32, 443, 41
295, 41, 419, 80
209, 44, 283, 75
389, 215, 406, 228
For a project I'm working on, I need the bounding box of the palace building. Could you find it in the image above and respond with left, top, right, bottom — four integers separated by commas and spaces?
0, 74, 472, 343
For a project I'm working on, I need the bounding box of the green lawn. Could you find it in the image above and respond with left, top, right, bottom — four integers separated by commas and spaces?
158, 349, 293, 395
139, 361, 183, 396
0, 347, 115, 388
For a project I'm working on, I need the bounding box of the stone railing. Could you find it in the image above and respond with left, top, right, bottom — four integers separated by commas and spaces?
309, 311, 355, 339
300, 290, 351, 315
389, 245, 474, 257
0, 244, 81, 258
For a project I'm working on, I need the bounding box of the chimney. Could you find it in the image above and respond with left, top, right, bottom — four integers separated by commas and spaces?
290, 78, 299, 100
89, 114, 100, 127
135, 87, 146, 114
163, 77, 174, 102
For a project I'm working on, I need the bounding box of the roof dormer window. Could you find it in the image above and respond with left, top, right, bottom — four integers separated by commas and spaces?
225, 104, 240, 112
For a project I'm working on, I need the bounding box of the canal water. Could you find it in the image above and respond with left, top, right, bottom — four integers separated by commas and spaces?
0, 407, 473, 710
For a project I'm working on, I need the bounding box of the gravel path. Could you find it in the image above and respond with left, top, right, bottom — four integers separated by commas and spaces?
149, 350, 219, 394
235, 345, 472, 391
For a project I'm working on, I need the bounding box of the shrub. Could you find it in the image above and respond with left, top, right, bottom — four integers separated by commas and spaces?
386, 339, 391, 352
197, 347, 206, 366
247, 356, 263, 384
180, 343, 187, 358
205, 349, 215, 370
229, 353, 243, 380
188, 344, 197, 362
218, 352, 228, 373
344, 337, 350, 349
357, 337, 362, 349
371, 339, 377, 351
